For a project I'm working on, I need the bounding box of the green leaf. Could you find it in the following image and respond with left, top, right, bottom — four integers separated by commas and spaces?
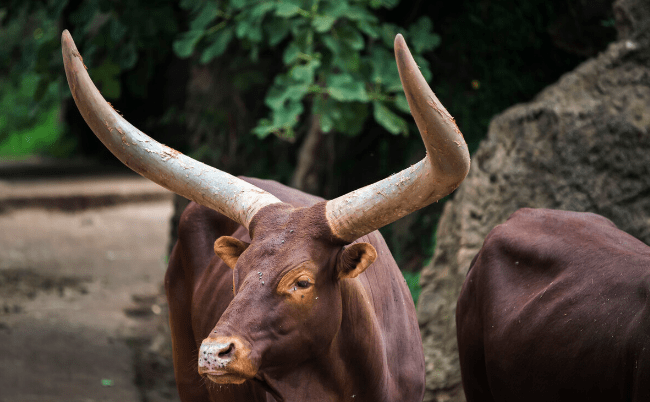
253, 100, 304, 139
369, 47, 400, 91
322, 35, 341, 57
252, 118, 274, 138
190, 2, 218, 31
341, 50, 361, 72
273, 100, 303, 126
327, 73, 368, 102
265, 76, 309, 110
275, 3, 302, 18
356, 20, 379, 38
179, 0, 204, 12
394, 94, 410, 113
235, 18, 250, 39
250, 2, 277, 18
369, 0, 399, 9
173, 30, 204, 58
407, 16, 440, 53
266, 18, 291, 46
380, 23, 399, 48
336, 24, 364, 50
335, 102, 368, 136
200, 27, 234, 63
345, 5, 376, 22
231, 0, 250, 10
236, 18, 263, 42
283, 41, 302, 64
319, 113, 334, 133
290, 59, 321, 84
373, 101, 407, 135
318, 1, 349, 20
312, 15, 336, 32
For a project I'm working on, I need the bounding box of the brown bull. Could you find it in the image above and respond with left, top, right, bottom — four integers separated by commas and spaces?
457, 208, 650, 402
62, 30, 470, 402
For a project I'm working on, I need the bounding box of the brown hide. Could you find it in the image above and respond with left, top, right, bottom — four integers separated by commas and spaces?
457, 208, 650, 402
167, 177, 425, 402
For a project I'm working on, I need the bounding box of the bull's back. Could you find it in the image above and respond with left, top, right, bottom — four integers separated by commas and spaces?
457, 208, 650, 402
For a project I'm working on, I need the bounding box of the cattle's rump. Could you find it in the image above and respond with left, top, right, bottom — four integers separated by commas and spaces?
457, 208, 650, 402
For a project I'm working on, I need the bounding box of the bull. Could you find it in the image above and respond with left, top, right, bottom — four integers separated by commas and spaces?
457, 208, 650, 402
62, 30, 470, 402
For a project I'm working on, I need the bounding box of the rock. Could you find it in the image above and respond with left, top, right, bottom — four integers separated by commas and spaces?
417, 0, 650, 400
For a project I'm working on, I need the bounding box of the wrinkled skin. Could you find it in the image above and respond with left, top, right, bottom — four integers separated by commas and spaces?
457, 208, 650, 402
167, 178, 425, 402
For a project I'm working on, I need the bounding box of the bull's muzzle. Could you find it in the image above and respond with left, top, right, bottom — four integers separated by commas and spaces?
198, 336, 257, 384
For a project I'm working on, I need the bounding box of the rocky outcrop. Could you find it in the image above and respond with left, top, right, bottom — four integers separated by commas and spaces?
417, 0, 650, 400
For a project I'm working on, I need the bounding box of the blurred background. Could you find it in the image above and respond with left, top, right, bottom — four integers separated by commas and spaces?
0, 0, 624, 401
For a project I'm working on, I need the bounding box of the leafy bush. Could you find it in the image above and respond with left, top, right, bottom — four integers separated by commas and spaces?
0, 4, 68, 157
174, 0, 440, 140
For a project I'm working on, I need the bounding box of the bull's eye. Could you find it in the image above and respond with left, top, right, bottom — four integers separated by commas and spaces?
278, 266, 315, 297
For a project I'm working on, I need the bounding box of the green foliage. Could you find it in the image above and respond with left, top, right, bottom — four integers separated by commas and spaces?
0, 106, 65, 158
1, 0, 183, 159
65, 0, 179, 100
0, 4, 64, 154
175, 0, 440, 139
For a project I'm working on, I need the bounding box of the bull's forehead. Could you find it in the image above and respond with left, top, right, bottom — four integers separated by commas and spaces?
238, 203, 341, 279
237, 230, 334, 280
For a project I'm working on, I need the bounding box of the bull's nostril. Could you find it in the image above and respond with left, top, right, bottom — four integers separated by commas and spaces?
218, 343, 235, 358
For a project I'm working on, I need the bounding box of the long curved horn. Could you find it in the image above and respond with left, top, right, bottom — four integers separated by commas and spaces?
61, 30, 281, 230
325, 34, 470, 243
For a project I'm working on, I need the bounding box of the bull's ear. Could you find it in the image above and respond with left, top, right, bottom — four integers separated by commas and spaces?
214, 236, 250, 269
337, 243, 378, 279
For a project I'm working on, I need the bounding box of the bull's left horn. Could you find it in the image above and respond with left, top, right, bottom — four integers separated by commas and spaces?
61, 30, 281, 230
325, 34, 470, 243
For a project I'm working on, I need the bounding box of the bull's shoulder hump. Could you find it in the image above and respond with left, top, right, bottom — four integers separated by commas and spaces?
483, 208, 648, 267
491, 208, 615, 248
240, 176, 324, 208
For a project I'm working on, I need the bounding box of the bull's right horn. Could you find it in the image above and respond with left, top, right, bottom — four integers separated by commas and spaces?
61, 30, 282, 230
325, 34, 470, 243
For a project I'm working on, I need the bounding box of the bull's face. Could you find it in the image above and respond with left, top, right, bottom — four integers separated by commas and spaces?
197, 203, 377, 385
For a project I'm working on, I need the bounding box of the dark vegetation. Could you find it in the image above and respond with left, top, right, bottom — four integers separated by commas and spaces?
1, 0, 616, 275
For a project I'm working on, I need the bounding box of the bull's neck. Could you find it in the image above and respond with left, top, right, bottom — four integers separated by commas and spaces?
261, 279, 393, 402
334, 278, 395, 401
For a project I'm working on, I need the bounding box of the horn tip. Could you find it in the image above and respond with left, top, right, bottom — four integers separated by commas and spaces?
393, 34, 413, 67
61, 29, 72, 48
61, 30, 77, 57
394, 33, 406, 49
61, 30, 86, 72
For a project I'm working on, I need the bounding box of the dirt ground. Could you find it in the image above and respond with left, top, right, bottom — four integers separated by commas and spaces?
0, 173, 181, 402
